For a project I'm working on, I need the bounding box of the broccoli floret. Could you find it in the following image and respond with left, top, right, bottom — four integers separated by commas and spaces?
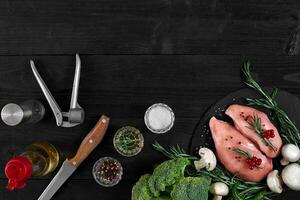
148, 157, 190, 197
132, 174, 153, 200
153, 196, 171, 200
170, 177, 211, 200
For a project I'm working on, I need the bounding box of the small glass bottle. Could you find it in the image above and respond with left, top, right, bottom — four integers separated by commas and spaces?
5, 142, 60, 190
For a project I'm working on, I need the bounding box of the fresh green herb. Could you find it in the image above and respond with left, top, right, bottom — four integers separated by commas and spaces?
233, 148, 252, 158
252, 190, 265, 200
246, 114, 263, 135
232, 184, 266, 200
113, 126, 144, 157
246, 113, 277, 152
232, 184, 246, 200
115, 136, 138, 149
242, 61, 300, 147
153, 141, 197, 160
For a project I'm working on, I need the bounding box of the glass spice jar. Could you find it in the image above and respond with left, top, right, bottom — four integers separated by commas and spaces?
113, 126, 144, 157
92, 157, 123, 187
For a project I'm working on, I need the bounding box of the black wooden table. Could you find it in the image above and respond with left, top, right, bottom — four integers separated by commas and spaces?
0, 1, 300, 199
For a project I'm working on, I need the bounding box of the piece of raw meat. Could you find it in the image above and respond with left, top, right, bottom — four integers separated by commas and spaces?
209, 117, 273, 182
226, 104, 282, 158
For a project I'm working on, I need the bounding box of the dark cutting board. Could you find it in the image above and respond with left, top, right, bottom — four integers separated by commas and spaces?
189, 88, 300, 200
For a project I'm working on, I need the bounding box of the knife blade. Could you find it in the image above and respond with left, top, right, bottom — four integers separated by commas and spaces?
38, 115, 110, 200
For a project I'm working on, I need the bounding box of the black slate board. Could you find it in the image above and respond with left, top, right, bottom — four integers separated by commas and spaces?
189, 87, 300, 200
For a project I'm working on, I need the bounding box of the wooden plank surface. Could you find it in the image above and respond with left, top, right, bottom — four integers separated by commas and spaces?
0, 55, 299, 199
0, 0, 299, 55
1, 0, 300, 199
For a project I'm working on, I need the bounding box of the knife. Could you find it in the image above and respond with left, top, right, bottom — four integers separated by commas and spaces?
37, 115, 110, 200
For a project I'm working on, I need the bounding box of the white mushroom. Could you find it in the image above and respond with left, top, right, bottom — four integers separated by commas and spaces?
281, 144, 300, 166
194, 147, 217, 171
209, 182, 229, 200
282, 163, 300, 191
266, 170, 283, 193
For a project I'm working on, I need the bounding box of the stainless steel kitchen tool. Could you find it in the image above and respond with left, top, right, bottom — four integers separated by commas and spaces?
30, 54, 84, 127
1, 100, 45, 126
37, 115, 110, 200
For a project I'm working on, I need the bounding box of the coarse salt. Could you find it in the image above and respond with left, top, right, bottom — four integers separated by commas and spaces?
144, 103, 174, 134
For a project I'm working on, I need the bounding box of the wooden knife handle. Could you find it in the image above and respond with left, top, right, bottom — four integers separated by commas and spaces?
68, 115, 110, 167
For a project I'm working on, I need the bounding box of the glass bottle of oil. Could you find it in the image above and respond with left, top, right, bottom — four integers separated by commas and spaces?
5, 142, 60, 190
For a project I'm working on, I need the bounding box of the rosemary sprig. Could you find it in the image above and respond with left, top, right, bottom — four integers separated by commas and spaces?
233, 147, 252, 158
246, 113, 277, 152
242, 61, 300, 148
115, 135, 138, 150
153, 142, 272, 200
153, 141, 197, 160
246, 114, 263, 136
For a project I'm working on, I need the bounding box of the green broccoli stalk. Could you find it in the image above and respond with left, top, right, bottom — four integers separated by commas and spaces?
148, 157, 190, 197
154, 196, 172, 200
170, 177, 211, 200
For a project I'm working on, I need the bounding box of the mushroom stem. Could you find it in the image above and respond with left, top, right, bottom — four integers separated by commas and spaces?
194, 147, 217, 171
194, 160, 207, 171
280, 158, 290, 166
212, 196, 223, 200
209, 182, 229, 200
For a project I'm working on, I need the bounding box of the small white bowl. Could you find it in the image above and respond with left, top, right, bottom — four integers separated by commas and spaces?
144, 103, 175, 134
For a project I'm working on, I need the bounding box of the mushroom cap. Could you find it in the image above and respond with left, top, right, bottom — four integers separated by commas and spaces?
197, 147, 217, 171
282, 163, 300, 191
266, 170, 283, 194
282, 144, 300, 162
209, 182, 229, 196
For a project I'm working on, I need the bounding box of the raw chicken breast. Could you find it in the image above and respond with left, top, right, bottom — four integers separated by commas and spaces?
226, 104, 282, 158
209, 117, 273, 182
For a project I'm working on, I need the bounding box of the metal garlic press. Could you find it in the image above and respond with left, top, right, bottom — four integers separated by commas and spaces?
30, 54, 84, 128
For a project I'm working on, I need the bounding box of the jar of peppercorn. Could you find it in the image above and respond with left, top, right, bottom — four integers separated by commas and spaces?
92, 157, 123, 187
